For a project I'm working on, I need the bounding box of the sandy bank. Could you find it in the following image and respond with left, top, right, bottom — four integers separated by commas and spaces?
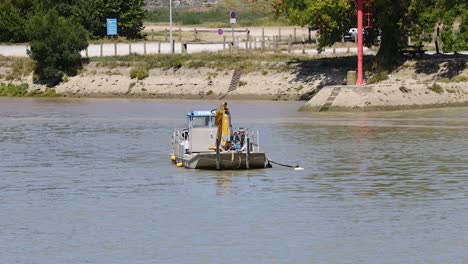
301, 83, 468, 112
47, 65, 311, 100
1, 54, 467, 111
301, 56, 468, 111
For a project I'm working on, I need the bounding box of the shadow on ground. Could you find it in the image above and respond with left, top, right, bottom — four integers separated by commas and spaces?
414, 54, 468, 79
288, 55, 373, 100
291, 54, 467, 101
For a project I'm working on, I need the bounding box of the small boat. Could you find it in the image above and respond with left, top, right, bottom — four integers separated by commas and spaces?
171, 102, 267, 170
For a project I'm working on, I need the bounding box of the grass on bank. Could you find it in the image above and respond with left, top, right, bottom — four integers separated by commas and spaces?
146, 4, 288, 27
0, 83, 58, 97
92, 52, 310, 74
0, 56, 35, 80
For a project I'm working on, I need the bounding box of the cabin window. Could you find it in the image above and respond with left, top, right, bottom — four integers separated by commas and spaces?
192, 116, 210, 127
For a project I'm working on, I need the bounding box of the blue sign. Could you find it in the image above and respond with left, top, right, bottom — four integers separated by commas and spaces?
230, 11, 236, 19
107, 18, 118, 36
217, 28, 223, 35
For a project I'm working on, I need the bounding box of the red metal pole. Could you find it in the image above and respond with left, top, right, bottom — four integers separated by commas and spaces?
356, 0, 364, 85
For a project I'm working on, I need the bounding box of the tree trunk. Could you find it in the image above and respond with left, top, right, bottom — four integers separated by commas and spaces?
375, 24, 402, 70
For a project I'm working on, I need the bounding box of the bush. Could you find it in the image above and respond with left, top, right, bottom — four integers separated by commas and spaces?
368, 70, 389, 84
0, 83, 59, 97
0, 83, 28, 96
429, 83, 444, 94
130, 66, 149, 80
26, 9, 88, 85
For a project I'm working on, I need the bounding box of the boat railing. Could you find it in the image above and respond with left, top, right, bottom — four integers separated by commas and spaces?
172, 127, 263, 157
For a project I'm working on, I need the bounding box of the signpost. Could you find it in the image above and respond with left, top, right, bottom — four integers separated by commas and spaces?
106, 18, 117, 36
230, 11, 236, 48
107, 18, 117, 56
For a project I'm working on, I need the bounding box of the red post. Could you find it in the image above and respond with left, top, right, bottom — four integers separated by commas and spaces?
356, 0, 364, 85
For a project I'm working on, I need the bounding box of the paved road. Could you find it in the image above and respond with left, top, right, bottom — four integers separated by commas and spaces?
0, 41, 375, 57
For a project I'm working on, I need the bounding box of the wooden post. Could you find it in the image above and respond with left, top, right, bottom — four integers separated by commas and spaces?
86, 46, 88, 57
288, 34, 292, 53
100, 43, 103, 57
114, 42, 117, 56
245, 37, 248, 50
268, 37, 271, 48
254, 37, 257, 49
247, 30, 250, 50
129, 41, 132, 55
302, 34, 305, 54
151, 29, 154, 41
144, 41, 147, 55
194, 28, 197, 41
216, 138, 221, 170
236, 37, 240, 51
278, 27, 281, 40
294, 27, 297, 41
158, 41, 161, 54
179, 28, 182, 42
164, 29, 168, 41
261, 28, 265, 51
246, 138, 250, 169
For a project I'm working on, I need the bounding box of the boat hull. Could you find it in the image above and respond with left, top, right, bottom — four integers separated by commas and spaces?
182, 152, 266, 170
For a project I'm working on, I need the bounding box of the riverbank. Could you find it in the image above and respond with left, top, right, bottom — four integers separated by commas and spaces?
302, 56, 468, 111
1, 53, 467, 110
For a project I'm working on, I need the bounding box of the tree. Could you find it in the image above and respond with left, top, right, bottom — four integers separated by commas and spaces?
0, 0, 36, 42
280, 0, 467, 69
72, 0, 146, 39
26, 9, 88, 85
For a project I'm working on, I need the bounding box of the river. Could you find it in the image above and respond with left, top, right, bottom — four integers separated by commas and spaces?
1, 98, 467, 263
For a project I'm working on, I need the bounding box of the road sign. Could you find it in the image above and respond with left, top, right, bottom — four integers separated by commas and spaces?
230, 18, 236, 24
106, 18, 118, 36
230, 11, 236, 19
217, 28, 223, 35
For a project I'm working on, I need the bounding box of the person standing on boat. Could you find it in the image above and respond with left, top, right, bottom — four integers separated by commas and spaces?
215, 102, 231, 150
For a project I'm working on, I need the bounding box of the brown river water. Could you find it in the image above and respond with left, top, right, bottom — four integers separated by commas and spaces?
1, 98, 467, 263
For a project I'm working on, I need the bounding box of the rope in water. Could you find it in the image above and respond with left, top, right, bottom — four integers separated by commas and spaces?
266, 157, 302, 169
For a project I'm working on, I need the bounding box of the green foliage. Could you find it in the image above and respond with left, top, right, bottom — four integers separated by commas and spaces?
0, 83, 59, 97
281, 0, 468, 69
130, 66, 149, 80
368, 69, 389, 84
451, 75, 468, 82
0, 0, 36, 42
295, 85, 304, 91
0, 83, 28, 96
27, 88, 58, 97
0, 0, 146, 42
93, 53, 304, 73
26, 9, 88, 84
429, 83, 444, 94
146, 4, 278, 27
238, 80, 247, 86
73, 0, 146, 39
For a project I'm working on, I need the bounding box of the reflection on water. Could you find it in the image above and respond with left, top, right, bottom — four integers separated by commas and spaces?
0, 98, 468, 263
